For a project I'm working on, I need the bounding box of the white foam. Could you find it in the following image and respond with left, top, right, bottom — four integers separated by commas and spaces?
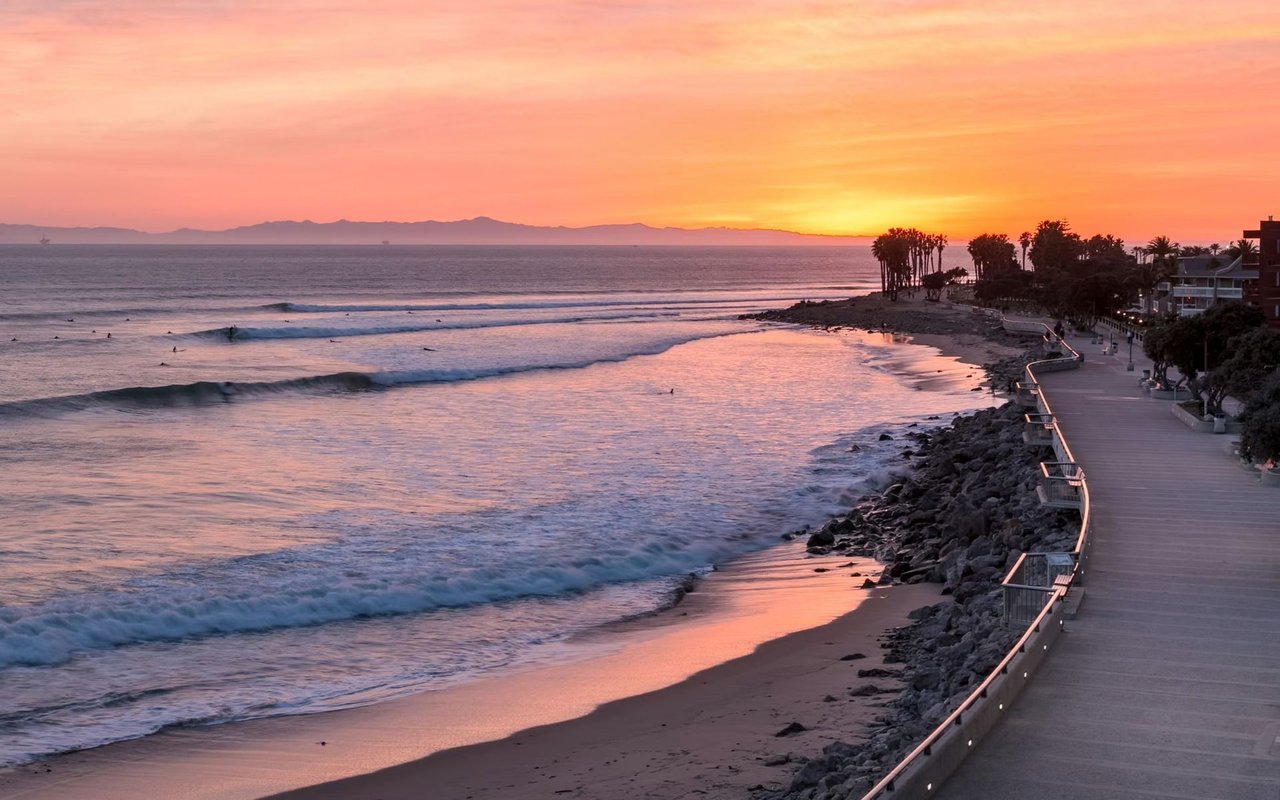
192, 310, 696, 340
0, 532, 744, 669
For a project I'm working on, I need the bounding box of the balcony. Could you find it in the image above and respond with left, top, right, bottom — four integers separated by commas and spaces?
1036, 461, 1083, 509
1022, 413, 1055, 447
1003, 552, 1077, 625
1171, 285, 1243, 299
1014, 380, 1040, 409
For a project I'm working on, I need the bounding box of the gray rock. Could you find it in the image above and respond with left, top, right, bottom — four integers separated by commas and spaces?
775, 722, 808, 737
806, 529, 836, 548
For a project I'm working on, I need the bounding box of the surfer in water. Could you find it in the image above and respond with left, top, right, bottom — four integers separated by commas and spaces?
227, 324, 239, 342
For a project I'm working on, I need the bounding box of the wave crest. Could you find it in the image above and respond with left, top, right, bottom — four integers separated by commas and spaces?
188, 310, 682, 341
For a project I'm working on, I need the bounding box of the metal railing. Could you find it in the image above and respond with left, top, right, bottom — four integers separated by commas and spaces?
1014, 380, 1039, 408
859, 582, 1071, 799
859, 313, 1092, 800
1038, 461, 1083, 508
1002, 552, 1076, 625
1022, 413, 1055, 447
1169, 286, 1243, 299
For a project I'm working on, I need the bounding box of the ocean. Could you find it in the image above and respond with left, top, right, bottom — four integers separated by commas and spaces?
0, 245, 984, 767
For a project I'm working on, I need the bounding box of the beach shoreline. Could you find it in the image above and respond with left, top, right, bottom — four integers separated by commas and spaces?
0, 305, 1016, 800
270, 582, 943, 800
0, 545, 934, 800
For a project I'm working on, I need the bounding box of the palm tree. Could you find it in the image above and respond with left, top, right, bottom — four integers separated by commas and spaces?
1209, 243, 1221, 256
872, 236, 887, 295
1018, 231, 1031, 270
1142, 235, 1180, 315
1226, 239, 1258, 260
1145, 235, 1178, 265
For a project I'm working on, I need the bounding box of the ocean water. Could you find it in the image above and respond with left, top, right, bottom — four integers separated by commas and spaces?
0, 245, 984, 766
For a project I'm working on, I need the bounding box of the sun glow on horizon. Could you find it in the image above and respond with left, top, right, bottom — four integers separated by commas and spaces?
2, 0, 1278, 241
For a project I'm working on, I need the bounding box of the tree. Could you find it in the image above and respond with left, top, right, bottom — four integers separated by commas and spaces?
1029, 219, 1083, 276
1179, 245, 1209, 257
1018, 231, 1031, 269
1138, 235, 1180, 312
872, 231, 912, 301
921, 267, 968, 301
873, 228, 950, 298
1226, 239, 1258, 260
1142, 318, 1177, 388
1037, 260, 1130, 325
1126, 260, 1163, 314
1240, 372, 1280, 464
1144, 235, 1178, 270
967, 233, 1016, 281
1084, 234, 1130, 270
1148, 303, 1266, 411
1202, 327, 1280, 414
975, 267, 1033, 305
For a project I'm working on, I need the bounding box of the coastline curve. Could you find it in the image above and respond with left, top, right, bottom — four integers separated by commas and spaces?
857, 311, 1091, 800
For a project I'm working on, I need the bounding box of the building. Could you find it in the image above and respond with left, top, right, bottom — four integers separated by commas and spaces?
1157, 254, 1257, 317
1243, 218, 1280, 327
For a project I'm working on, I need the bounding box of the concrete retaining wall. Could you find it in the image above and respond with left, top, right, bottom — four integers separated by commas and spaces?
1170, 402, 1214, 432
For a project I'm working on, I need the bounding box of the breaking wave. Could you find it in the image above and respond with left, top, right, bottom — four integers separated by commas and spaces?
0, 331, 747, 418
0, 534, 736, 669
0, 418, 912, 671
269, 292, 845, 314
189, 310, 686, 341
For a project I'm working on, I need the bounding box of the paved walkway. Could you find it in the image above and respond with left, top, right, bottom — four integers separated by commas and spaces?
937, 341, 1280, 800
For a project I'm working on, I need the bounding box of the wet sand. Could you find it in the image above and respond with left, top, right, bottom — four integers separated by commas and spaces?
0, 547, 935, 800
272, 582, 940, 800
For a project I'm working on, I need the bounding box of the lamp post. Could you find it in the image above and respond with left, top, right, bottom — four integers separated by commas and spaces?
1126, 331, 1134, 371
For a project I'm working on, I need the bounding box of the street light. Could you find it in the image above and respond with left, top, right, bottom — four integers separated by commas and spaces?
1126, 331, 1134, 371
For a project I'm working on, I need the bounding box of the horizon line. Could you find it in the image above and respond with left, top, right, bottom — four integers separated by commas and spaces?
1, 216, 879, 239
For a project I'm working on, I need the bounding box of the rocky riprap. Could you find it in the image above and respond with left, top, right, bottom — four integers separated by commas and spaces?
746, 296, 1043, 396
745, 296, 1028, 347
761, 401, 1078, 800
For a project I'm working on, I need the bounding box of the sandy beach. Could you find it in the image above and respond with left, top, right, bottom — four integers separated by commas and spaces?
0, 547, 935, 800
272, 582, 942, 800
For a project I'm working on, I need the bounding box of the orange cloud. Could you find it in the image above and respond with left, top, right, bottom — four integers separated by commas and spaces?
2, 0, 1277, 241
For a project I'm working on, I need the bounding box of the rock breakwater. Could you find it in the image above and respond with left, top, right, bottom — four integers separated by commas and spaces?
764, 400, 1078, 800
746, 295, 1025, 345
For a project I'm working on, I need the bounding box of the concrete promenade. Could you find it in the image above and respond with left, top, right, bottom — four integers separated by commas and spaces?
936, 342, 1280, 799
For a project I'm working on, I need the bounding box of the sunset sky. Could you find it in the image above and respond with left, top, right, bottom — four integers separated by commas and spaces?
3, 0, 1277, 240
